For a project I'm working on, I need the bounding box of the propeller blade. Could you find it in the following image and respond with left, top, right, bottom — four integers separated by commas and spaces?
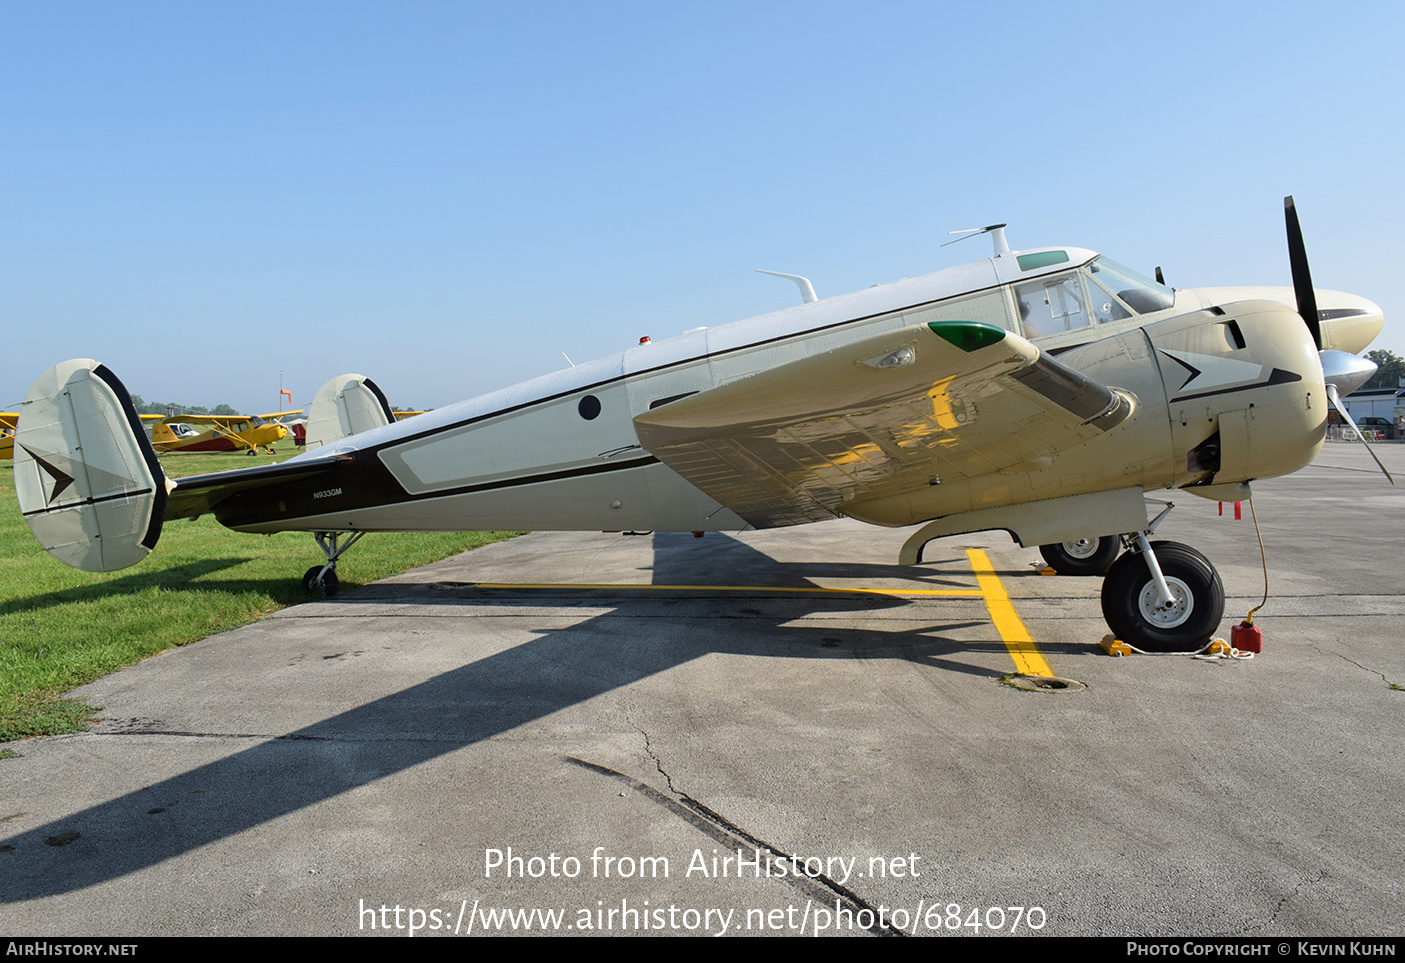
1285, 195, 1323, 350
1326, 383, 1394, 485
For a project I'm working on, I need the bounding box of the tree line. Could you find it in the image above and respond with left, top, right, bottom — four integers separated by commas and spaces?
1362, 350, 1405, 391
129, 394, 239, 417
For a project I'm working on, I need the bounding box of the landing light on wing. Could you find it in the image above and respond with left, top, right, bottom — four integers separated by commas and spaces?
860, 345, 916, 369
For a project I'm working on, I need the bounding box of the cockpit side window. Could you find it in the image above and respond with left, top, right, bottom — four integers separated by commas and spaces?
1083, 270, 1133, 324
1013, 273, 1088, 338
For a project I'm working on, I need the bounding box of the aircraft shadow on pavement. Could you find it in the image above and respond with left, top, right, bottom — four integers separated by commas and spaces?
0, 531, 1033, 901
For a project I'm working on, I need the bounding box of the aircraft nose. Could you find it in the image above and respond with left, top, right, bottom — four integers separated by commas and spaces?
1318, 292, 1384, 354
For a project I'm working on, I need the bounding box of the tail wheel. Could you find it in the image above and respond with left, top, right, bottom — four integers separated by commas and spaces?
1040, 537, 1121, 576
1100, 541, 1224, 652
302, 565, 340, 597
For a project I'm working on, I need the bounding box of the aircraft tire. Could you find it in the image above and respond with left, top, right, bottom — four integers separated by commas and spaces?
302, 565, 340, 597
1039, 537, 1120, 576
1100, 541, 1223, 652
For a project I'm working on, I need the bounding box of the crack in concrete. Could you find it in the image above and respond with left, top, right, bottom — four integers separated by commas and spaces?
565, 755, 904, 936
630, 720, 682, 798
1334, 652, 1402, 689
1270, 869, 1328, 928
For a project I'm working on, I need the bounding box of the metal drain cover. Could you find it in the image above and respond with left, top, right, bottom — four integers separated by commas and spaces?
1004, 674, 1086, 693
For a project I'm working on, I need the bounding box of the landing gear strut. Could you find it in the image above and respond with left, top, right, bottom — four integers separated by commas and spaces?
302, 530, 365, 597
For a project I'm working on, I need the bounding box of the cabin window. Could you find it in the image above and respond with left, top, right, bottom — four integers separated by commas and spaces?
1017, 250, 1070, 271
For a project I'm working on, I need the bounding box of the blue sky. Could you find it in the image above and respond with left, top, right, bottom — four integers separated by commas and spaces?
5, 1, 1403, 412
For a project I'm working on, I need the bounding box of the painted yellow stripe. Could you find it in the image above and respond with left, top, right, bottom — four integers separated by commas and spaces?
469, 582, 981, 597
965, 549, 1054, 677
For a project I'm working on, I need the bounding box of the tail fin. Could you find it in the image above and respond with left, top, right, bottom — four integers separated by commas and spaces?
304, 373, 394, 449
13, 360, 168, 572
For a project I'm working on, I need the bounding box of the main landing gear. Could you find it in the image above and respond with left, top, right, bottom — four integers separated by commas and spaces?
1100, 538, 1224, 652
302, 530, 365, 597
1043, 504, 1225, 652
1039, 536, 1120, 576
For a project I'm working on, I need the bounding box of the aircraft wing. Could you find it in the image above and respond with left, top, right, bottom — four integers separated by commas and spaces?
167, 414, 250, 426
256, 410, 304, 421
633, 320, 1131, 528
164, 455, 350, 520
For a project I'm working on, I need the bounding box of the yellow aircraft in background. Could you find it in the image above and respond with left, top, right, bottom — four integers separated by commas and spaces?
0, 413, 16, 459
142, 412, 302, 455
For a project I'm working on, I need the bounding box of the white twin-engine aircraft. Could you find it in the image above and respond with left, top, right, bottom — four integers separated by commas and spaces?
13, 198, 1387, 652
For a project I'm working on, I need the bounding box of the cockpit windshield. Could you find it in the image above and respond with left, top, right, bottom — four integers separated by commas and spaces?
1085, 257, 1174, 314
1010, 256, 1178, 339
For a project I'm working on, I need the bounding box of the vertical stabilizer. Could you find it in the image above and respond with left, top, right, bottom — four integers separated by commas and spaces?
304, 374, 394, 448
14, 360, 168, 572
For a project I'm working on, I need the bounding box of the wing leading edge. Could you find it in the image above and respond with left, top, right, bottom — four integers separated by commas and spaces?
633, 321, 1132, 529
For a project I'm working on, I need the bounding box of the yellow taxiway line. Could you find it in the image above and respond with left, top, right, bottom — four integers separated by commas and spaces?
467, 582, 981, 597
965, 549, 1054, 677
470, 551, 1054, 678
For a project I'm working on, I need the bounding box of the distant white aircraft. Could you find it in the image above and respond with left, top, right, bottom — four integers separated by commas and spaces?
13, 198, 1385, 651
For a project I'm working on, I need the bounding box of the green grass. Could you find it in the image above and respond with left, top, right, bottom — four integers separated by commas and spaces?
0, 450, 520, 742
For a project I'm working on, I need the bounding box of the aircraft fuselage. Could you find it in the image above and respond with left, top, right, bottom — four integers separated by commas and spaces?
214, 247, 1367, 541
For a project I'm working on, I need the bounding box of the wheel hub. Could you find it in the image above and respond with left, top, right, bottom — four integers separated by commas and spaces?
1137, 576, 1192, 628
1062, 537, 1099, 559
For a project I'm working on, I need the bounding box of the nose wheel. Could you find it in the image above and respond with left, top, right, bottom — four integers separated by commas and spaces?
1100, 540, 1224, 652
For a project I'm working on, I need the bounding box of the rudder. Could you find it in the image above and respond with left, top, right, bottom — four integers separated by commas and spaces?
14, 360, 168, 572
304, 373, 394, 449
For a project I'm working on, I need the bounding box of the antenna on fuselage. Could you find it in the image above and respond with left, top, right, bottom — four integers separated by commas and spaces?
536, 321, 575, 367
754, 269, 819, 304
944, 223, 1010, 257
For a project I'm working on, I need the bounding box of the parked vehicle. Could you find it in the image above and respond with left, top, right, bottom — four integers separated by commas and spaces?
1354, 416, 1398, 439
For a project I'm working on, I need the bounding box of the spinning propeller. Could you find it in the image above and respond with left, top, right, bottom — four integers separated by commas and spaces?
1285, 195, 1394, 484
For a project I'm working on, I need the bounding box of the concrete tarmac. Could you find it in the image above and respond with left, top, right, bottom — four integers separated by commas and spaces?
1, 442, 1402, 937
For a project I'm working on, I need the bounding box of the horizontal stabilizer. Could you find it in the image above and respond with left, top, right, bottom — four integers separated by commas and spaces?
14, 360, 168, 572
165, 455, 349, 520
305, 374, 394, 449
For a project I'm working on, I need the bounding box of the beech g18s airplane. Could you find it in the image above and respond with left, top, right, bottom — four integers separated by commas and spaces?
12, 198, 1387, 652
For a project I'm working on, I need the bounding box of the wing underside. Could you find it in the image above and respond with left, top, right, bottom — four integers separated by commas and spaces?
634, 321, 1131, 528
